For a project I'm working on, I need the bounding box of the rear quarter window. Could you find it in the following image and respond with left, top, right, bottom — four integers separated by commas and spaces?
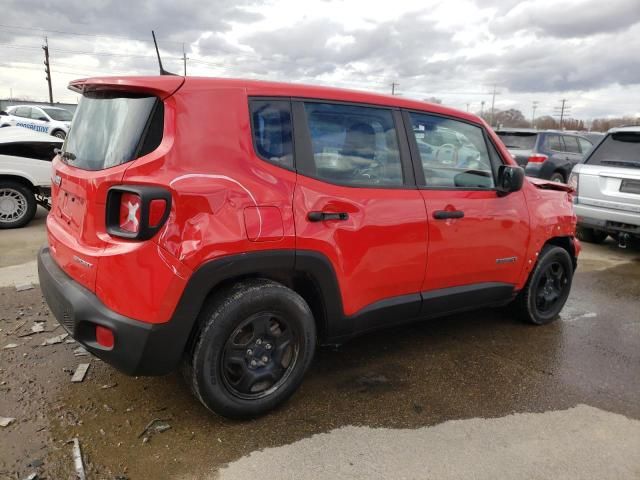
249, 99, 293, 169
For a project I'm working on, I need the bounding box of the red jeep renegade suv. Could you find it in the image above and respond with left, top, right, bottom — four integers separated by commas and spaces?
38, 76, 579, 418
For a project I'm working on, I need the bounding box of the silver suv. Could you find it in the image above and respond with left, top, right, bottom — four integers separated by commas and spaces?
570, 126, 640, 247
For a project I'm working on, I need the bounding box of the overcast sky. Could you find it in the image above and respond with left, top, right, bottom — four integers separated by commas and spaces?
1, 0, 639, 119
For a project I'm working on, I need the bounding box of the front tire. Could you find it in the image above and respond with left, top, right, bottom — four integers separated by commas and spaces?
184, 279, 316, 419
52, 130, 66, 139
0, 180, 37, 229
516, 245, 573, 325
576, 226, 608, 244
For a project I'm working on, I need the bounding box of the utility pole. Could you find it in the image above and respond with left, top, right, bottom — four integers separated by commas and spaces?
391, 82, 399, 95
43, 36, 53, 104
489, 84, 497, 127
182, 43, 188, 76
531, 100, 539, 128
553, 99, 570, 129
480, 100, 485, 118
466, 103, 470, 112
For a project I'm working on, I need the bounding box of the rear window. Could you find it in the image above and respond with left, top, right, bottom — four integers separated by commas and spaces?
586, 132, 640, 169
63, 91, 163, 171
496, 132, 537, 150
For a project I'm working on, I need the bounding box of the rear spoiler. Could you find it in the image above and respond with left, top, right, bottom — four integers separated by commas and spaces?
527, 177, 574, 193
68, 76, 185, 100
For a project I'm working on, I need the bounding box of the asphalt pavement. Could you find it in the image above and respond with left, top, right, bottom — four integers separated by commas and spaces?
0, 225, 638, 479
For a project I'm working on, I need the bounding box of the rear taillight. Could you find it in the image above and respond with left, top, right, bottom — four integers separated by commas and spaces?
106, 186, 171, 240
528, 154, 548, 163
568, 172, 579, 201
119, 192, 142, 233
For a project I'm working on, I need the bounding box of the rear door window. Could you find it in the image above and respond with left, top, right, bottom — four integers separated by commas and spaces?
547, 135, 564, 151
303, 102, 403, 186
63, 91, 163, 171
585, 132, 640, 169
249, 99, 293, 169
30, 108, 46, 121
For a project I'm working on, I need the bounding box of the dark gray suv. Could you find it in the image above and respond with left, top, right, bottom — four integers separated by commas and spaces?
496, 129, 594, 183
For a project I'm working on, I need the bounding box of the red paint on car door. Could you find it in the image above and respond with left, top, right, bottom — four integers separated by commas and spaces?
294, 176, 428, 316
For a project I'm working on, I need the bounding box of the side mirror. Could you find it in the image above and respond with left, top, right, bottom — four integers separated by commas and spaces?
497, 165, 525, 196
38, 117, 50, 122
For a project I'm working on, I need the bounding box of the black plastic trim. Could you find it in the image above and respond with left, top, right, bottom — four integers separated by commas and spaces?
39, 245, 517, 375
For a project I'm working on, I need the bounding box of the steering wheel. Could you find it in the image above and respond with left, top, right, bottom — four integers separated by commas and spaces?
434, 143, 458, 165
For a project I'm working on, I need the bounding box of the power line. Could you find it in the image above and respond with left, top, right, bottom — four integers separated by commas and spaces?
0, 23, 183, 46
0, 42, 181, 60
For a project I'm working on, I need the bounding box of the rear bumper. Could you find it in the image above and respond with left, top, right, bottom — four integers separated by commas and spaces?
38, 246, 188, 375
575, 203, 640, 235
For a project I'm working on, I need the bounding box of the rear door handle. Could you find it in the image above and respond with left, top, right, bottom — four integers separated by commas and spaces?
308, 211, 349, 222
433, 210, 464, 220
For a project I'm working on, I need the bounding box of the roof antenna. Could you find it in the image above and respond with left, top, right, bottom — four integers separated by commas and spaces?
152, 30, 178, 76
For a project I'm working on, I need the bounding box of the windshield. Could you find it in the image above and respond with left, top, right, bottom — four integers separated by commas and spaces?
42, 108, 73, 121
63, 91, 163, 171
496, 132, 537, 150
586, 132, 640, 168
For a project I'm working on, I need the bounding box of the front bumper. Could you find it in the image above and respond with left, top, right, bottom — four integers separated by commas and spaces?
37, 246, 188, 375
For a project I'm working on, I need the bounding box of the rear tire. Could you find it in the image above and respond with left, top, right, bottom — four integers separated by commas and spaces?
0, 180, 37, 229
183, 279, 316, 419
549, 172, 565, 183
516, 245, 573, 325
576, 226, 608, 244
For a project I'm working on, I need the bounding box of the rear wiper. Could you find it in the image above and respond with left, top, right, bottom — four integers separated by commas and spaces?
54, 148, 76, 162
600, 159, 640, 167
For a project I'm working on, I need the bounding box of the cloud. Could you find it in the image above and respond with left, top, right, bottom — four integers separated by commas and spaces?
491, 0, 640, 38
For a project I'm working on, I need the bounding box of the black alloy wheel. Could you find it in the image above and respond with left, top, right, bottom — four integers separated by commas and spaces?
533, 261, 568, 315
516, 245, 574, 325
221, 312, 299, 399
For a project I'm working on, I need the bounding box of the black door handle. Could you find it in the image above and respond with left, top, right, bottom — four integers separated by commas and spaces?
308, 211, 349, 222
433, 210, 464, 220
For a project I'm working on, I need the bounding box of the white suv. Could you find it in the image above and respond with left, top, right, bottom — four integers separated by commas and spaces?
570, 126, 640, 247
1, 105, 73, 139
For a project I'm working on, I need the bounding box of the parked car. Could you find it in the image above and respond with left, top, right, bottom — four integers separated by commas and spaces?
0, 105, 73, 139
582, 131, 605, 146
495, 128, 593, 183
38, 77, 580, 419
570, 126, 640, 247
0, 126, 60, 228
